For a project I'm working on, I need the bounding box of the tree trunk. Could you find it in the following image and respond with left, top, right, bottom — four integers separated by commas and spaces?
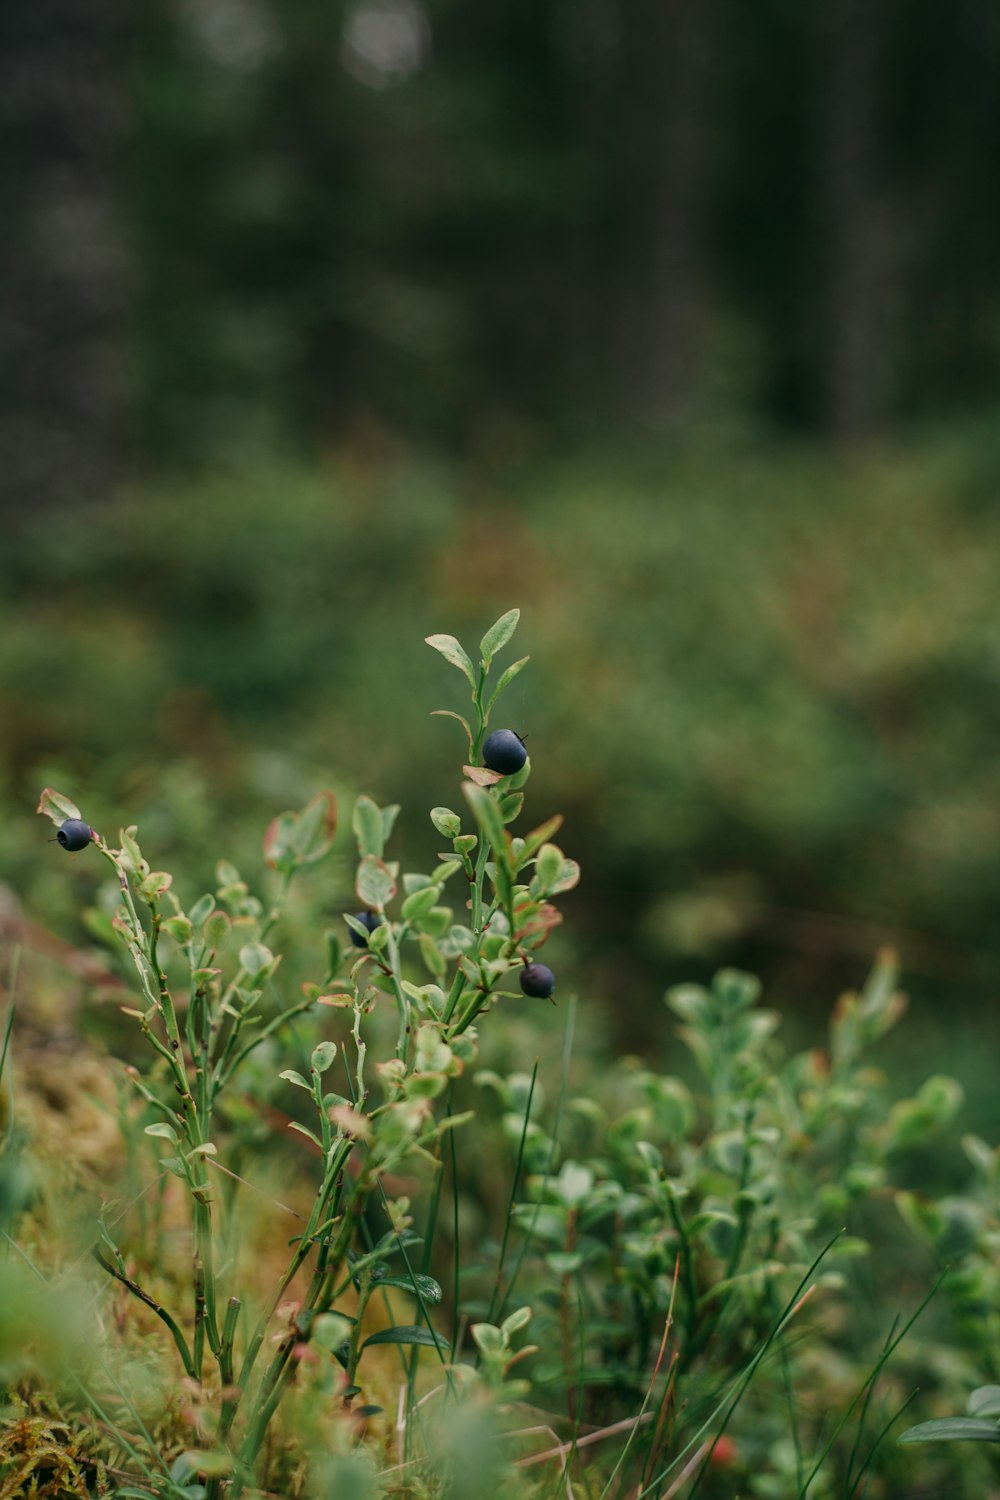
0, 0, 125, 512
819, 0, 894, 441
614, 0, 717, 424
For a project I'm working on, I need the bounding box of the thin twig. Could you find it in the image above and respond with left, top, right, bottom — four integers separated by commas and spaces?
517, 1412, 655, 1468
207, 1157, 306, 1220
661, 1442, 710, 1500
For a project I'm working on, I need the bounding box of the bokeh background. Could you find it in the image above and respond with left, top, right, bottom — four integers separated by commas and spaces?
3, 0, 1000, 1117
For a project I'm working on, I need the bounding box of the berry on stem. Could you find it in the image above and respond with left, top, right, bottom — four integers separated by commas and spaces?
519, 962, 555, 999
56, 819, 93, 852
482, 729, 526, 776
347, 910, 382, 947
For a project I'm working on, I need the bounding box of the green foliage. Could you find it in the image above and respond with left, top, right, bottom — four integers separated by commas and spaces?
4, 436, 1000, 1087
7, 614, 1000, 1497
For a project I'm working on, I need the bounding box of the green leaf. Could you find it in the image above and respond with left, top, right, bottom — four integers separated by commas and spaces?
501, 1306, 532, 1338
144, 1122, 179, 1142
361, 1323, 448, 1353
472, 1322, 505, 1356
36, 787, 83, 827
462, 784, 507, 861
498, 791, 524, 825
900, 1417, 1000, 1444
375, 1273, 443, 1303
421, 906, 452, 938
485, 656, 530, 719
479, 608, 520, 667
311, 1041, 337, 1075
546, 1250, 585, 1275
430, 807, 462, 839
291, 791, 338, 864
279, 1070, 311, 1090
534, 842, 564, 892
119, 826, 144, 871
519, 814, 564, 864
240, 943, 274, 978
555, 1160, 594, 1206
177, 1450, 232, 1480
425, 634, 475, 686
402, 885, 441, 923
189, 893, 215, 927
263, 792, 338, 871
162, 914, 192, 944
356, 855, 397, 910
419, 933, 446, 976
203, 909, 230, 948
431, 709, 474, 753
549, 858, 580, 895
969, 1387, 1000, 1418
352, 796, 384, 859
313, 1312, 355, 1350
381, 804, 401, 843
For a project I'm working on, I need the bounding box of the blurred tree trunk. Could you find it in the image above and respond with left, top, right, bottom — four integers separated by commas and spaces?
615, 0, 718, 424
0, 0, 125, 512
819, 0, 894, 441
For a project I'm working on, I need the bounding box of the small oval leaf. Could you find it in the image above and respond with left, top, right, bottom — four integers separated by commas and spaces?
479, 608, 520, 667
425, 634, 475, 686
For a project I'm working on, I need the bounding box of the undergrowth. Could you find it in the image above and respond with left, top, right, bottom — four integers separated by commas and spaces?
1, 611, 999, 1498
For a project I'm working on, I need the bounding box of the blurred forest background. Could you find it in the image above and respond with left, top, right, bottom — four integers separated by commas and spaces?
3, 0, 1000, 1108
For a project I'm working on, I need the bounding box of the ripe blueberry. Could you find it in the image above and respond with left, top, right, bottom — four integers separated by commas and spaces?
482, 729, 527, 776
56, 818, 93, 852
519, 962, 555, 999
348, 910, 382, 947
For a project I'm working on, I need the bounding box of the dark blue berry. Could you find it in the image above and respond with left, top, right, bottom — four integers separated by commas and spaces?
56, 819, 93, 852
519, 962, 555, 999
482, 729, 527, 776
348, 910, 382, 947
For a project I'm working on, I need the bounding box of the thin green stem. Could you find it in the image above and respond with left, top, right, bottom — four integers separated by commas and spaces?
486, 1059, 538, 1326
497, 995, 576, 1325
92, 1247, 196, 1379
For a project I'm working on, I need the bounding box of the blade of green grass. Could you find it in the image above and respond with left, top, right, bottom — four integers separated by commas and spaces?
797, 1270, 946, 1499
496, 995, 577, 1325
638, 1230, 844, 1500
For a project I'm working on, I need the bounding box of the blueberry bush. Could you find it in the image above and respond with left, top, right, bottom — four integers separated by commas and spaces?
2, 611, 999, 1498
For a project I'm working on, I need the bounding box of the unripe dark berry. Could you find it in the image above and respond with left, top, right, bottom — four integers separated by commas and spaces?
482, 728, 527, 776
348, 910, 382, 947
519, 962, 555, 999
56, 818, 93, 852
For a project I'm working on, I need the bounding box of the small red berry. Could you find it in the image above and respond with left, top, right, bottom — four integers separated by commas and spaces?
709, 1436, 739, 1468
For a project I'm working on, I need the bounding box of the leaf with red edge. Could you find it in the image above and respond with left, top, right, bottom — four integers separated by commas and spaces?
263, 812, 297, 871
513, 903, 563, 944
356, 854, 397, 910
463, 765, 503, 787
264, 792, 338, 872
292, 791, 338, 863
36, 788, 82, 827
431, 710, 474, 752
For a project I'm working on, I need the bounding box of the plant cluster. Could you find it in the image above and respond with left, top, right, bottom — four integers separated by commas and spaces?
4, 611, 1000, 1499
30, 610, 580, 1498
